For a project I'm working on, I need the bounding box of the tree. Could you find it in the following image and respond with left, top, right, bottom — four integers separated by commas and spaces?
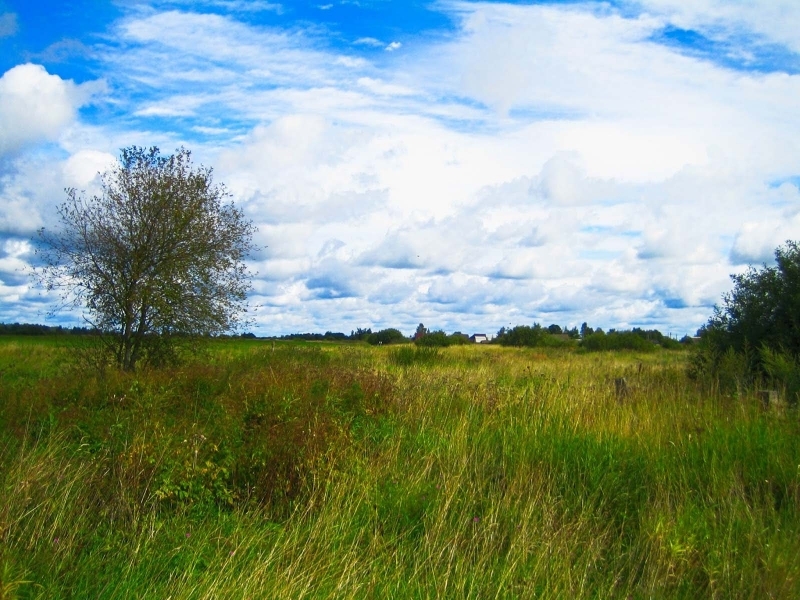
350, 327, 372, 341
35, 146, 256, 370
691, 241, 800, 398
497, 324, 545, 347
706, 241, 800, 358
367, 328, 407, 345
415, 330, 449, 347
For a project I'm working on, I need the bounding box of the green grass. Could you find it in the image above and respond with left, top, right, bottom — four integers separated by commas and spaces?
1, 338, 798, 598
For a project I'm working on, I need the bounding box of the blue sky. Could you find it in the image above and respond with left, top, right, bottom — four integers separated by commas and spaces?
1, 0, 799, 336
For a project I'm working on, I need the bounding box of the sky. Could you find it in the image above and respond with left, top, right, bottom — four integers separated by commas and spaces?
0, 0, 799, 337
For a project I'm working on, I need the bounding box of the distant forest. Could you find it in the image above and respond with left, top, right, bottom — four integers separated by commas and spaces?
1, 321, 691, 352
0, 322, 98, 336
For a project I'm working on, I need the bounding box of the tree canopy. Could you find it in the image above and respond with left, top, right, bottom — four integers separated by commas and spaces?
691, 241, 800, 399
36, 146, 256, 370
366, 328, 407, 345
705, 241, 800, 359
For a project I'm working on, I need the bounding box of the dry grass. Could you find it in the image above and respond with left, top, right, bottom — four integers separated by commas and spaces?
0, 337, 798, 598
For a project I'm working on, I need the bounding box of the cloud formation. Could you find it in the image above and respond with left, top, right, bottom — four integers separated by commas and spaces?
0, 64, 102, 156
1, 1, 799, 336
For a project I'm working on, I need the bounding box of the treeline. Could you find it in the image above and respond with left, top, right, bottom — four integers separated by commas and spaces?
354, 323, 682, 351
494, 324, 683, 351
274, 331, 349, 342
0, 322, 98, 336
2, 321, 684, 352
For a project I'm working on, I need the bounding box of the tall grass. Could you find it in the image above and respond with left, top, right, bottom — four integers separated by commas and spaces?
1, 338, 798, 597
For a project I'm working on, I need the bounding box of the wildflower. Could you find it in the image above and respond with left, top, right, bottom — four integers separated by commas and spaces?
472, 516, 480, 523
186, 532, 191, 538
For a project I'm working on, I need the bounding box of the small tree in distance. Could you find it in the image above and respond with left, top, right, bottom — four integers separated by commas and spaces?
35, 146, 256, 370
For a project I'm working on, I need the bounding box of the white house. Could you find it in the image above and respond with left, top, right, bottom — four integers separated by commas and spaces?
470, 334, 489, 344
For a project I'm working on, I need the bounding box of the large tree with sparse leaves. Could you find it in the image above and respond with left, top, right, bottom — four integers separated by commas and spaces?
36, 146, 256, 370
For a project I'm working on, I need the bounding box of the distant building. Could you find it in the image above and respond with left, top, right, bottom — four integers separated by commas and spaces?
470, 334, 489, 344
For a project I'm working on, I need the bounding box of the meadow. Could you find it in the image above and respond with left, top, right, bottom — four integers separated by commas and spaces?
0, 336, 798, 598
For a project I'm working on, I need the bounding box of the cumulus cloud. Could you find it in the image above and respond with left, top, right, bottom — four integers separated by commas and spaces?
633, 0, 800, 55
730, 214, 800, 265
5, 1, 800, 335
0, 64, 103, 156
62, 150, 117, 187
358, 234, 425, 270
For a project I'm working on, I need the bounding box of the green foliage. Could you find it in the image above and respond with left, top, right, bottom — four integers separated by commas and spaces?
496, 324, 571, 348
350, 327, 372, 341
415, 330, 449, 347
0, 322, 97, 336
375, 478, 437, 540
694, 240, 800, 393
709, 240, 800, 357
35, 146, 256, 371
581, 330, 656, 352
366, 328, 407, 345
389, 346, 441, 366
278, 331, 348, 341
448, 332, 471, 345
415, 330, 471, 347
760, 346, 800, 404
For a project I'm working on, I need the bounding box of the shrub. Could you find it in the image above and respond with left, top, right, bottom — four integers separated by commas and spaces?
367, 328, 407, 345
415, 331, 450, 347
496, 325, 571, 348
708, 240, 800, 358
692, 240, 800, 393
581, 331, 656, 352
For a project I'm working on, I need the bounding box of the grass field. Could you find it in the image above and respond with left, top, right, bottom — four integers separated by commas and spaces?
1, 337, 798, 598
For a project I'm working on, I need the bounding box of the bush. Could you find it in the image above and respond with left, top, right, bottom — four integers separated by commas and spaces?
708, 240, 800, 358
693, 240, 800, 394
415, 331, 450, 347
581, 331, 656, 352
496, 325, 571, 348
367, 328, 407, 345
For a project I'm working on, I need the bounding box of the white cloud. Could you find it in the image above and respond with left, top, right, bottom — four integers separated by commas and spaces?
385, 41, 402, 52
5, 2, 800, 335
0, 64, 103, 156
730, 213, 800, 265
356, 77, 416, 97
633, 0, 800, 54
62, 150, 117, 187
354, 37, 383, 47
